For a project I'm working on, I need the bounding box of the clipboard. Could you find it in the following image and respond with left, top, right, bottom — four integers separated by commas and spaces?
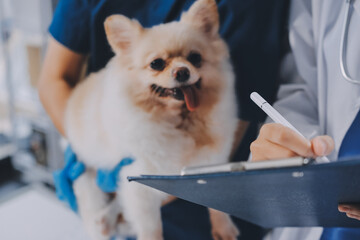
128, 157, 360, 228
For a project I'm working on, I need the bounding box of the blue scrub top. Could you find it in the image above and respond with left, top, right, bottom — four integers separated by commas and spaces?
49, 0, 289, 122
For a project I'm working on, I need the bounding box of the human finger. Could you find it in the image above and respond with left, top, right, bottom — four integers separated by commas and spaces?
311, 135, 335, 157
339, 204, 360, 216
346, 213, 360, 221
250, 138, 297, 161
257, 123, 313, 157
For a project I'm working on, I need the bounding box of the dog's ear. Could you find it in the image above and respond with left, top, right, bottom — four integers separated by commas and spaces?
104, 15, 143, 54
181, 0, 219, 38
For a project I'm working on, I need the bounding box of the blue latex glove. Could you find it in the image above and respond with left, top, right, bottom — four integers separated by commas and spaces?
53, 146, 134, 212
97, 157, 134, 193
53, 146, 85, 212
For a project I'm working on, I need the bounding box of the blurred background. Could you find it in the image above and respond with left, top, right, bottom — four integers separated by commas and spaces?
0, 0, 62, 188
0, 0, 89, 239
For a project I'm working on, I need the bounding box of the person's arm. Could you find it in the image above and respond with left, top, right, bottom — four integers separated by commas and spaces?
38, 37, 86, 136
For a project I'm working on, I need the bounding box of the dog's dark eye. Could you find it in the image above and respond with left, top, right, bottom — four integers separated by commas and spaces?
187, 52, 202, 68
150, 58, 166, 71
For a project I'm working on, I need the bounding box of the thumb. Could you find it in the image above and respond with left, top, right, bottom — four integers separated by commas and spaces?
311, 135, 335, 157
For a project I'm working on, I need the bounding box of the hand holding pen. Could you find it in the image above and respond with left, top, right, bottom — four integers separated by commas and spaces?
249, 92, 334, 163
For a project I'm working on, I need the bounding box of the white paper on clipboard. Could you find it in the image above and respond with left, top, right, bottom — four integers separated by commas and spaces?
181, 157, 313, 176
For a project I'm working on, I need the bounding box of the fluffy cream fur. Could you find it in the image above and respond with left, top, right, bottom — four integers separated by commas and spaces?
66, 0, 239, 239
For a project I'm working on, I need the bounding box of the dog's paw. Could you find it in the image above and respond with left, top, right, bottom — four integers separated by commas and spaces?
210, 210, 240, 240
97, 206, 120, 237
83, 209, 118, 240
95, 214, 116, 237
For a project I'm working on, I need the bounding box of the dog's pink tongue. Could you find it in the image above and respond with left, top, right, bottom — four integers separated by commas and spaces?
180, 85, 200, 112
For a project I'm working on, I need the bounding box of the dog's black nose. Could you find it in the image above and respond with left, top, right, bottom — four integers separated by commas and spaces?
175, 67, 190, 83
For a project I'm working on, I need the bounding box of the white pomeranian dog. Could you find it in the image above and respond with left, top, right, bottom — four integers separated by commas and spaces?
65, 0, 239, 239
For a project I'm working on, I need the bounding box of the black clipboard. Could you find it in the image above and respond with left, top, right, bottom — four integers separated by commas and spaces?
128, 158, 360, 228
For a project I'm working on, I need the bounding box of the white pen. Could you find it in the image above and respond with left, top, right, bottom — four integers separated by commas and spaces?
250, 92, 330, 163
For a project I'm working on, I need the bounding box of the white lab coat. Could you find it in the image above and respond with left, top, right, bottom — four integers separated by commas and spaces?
265, 0, 360, 239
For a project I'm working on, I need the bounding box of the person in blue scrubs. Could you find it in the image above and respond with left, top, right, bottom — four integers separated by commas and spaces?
38, 0, 289, 239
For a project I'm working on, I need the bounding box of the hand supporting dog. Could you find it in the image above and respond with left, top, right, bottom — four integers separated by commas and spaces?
53, 146, 86, 212
54, 146, 134, 211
